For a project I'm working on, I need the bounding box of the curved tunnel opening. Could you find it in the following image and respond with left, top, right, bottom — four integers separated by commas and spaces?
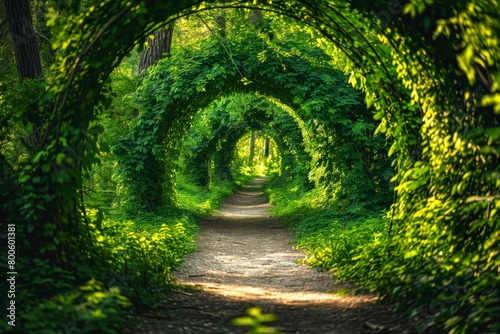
111, 18, 390, 213
179, 93, 314, 191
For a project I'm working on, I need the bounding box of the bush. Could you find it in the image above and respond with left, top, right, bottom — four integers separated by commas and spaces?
2, 279, 131, 334
265, 175, 500, 333
297, 216, 388, 273
91, 214, 197, 305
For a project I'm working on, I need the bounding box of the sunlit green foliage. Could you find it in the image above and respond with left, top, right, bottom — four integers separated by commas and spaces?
93, 215, 196, 292
231, 306, 281, 334
20, 279, 131, 334
1, 1, 499, 333
232, 131, 281, 177
265, 177, 389, 274
115, 20, 387, 212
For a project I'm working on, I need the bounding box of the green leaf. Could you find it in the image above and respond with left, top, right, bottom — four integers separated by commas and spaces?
456, 46, 476, 85
231, 316, 256, 326
373, 110, 384, 120
19, 174, 30, 183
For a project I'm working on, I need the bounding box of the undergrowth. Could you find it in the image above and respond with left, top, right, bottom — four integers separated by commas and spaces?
264, 175, 500, 333
264, 177, 388, 278
1, 177, 234, 334
176, 174, 236, 216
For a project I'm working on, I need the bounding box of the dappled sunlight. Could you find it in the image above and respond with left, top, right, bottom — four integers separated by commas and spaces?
175, 176, 380, 332
215, 204, 272, 218
183, 281, 376, 305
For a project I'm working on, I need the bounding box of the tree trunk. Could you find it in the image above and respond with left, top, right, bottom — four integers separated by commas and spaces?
214, 15, 226, 38
4, 0, 43, 80
248, 130, 256, 166
251, 9, 262, 24
264, 137, 270, 158
138, 25, 174, 74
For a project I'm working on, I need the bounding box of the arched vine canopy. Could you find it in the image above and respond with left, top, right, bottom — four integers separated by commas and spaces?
182, 95, 313, 187
0, 0, 499, 333
113, 35, 390, 211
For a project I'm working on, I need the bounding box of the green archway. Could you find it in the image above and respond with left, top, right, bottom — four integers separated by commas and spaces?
183, 95, 312, 187
5, 2, 499, 332
113, 38, 385, 211
15, 0, 498, 263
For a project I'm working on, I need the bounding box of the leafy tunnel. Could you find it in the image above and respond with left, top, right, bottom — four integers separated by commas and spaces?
113, 36, 390, 211
183, 95, 312, 187
0, 1, 498, 333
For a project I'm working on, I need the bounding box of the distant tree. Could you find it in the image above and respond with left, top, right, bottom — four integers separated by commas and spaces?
264, 137, 270, 158
248, 130, 256, 165
0, 1, 15, 79
214, 15, 226, 38
251, 8, 261, 24
32, 0, 55, 65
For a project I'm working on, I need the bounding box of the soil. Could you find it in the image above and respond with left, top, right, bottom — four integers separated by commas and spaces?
124, 178, 420, 334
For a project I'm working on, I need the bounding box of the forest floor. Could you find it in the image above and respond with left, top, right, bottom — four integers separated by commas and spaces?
124, 178, 420, 334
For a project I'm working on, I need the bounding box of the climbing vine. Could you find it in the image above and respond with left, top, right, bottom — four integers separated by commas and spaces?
114, 30, 389, 211
183, 94, 310, 186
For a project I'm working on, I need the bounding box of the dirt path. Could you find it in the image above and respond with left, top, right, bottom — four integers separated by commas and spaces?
126, 178, 419, 334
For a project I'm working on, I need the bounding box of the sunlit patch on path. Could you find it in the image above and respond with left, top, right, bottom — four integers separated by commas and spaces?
185, 282, 376, 305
